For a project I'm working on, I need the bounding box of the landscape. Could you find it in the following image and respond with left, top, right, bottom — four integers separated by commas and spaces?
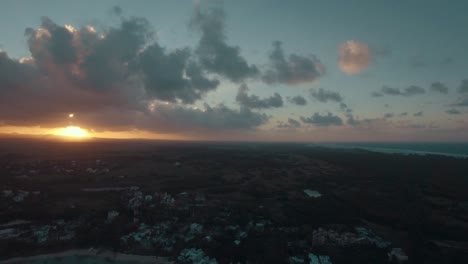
1, 138, 468, 263
1, 0, 468, 263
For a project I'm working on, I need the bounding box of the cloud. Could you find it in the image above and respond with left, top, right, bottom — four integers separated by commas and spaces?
384, 113, 394, 119
0, 14, 270, 134
345, 116, 389, 127
300, 112, 343, 126
404, 85, 426, 96
339, 103, 352, 113
338, 40, 371, 74
446, 108, 461, 115
310, 88, 343, 103
287, 118, 301, 127
0, 51, 37, 89
337, 103, 355, 125
399, 112, 408, 116
138, 44, 219, 103
45, 102, 269, 134
235, 84, 283, 109
458, 79, 468, 94
144, 103, 269, 132
452, 97, 468, 107
381, 86, 402, 95
263, 41, 325, 84
288, 95, 307, 106
26, 17, 78, 65
346, 115, 360, 126
372, 85, 425, 97
277, 118, 301, 128
190, 3, 258, 82
22, 16, 219, 104
430, 81, 449, 94
111, 5, 123, 15
78, 17, 153, 89
413, 111, 424, 117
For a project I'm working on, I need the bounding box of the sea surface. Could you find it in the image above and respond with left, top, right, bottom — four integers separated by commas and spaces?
308, 142, 468, 158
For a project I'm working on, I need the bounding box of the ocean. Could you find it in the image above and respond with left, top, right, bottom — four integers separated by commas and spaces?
308, 142, 468, 158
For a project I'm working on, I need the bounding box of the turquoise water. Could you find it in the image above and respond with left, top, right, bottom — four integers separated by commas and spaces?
309, 142, 468, 158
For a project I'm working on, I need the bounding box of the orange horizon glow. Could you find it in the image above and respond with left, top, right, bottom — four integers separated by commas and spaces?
53, 126, 89, 138
1, 125, 467, 142
0, 125, 186, 141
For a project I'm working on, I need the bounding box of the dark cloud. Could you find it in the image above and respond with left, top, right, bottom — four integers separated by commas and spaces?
300, 112, 343, 126
346, 115, 360, 126
78, 103, 269, 133
339, 103, 356, 125
111, 6, 123, 15
346, 116, 387, 127
287, 118, 301, 127
458, 80, 468, 94
190, 4, 258, 82
0, 51, 37, 88
25, 17, 77, 65
0, 15, 268, 134
404, 85, 426, 96
145, 103, 269, 131
446, 108, 461, 115
339, 103, 352, 113
452, 97, 468, 107
277, 118, 301, 128
373, 85, 425, 97
399, 112, 408, 116
138, 44, 219, 103
288, 95, 307, 106
381, 86, 401, 95
21, 16, 219, 105
263, 41, 324, 84
81, 17, 152, 89
384, 113, 394, 119
430, 81, 449, 94
310, 88, 343, 103
236, 84, 283, 109
413, 111, 424, 117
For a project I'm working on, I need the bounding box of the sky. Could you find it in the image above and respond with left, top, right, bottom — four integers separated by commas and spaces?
1, 0, 468, 142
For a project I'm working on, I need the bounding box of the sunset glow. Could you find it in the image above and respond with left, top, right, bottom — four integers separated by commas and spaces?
0, 1, 467, 142
1, 2, 468, 262
53, 126, 89, 138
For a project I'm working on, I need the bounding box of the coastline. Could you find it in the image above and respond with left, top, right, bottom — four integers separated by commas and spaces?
307, 143, 468, 159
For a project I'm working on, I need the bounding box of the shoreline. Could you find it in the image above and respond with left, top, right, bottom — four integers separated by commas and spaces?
307, 143, 468, 159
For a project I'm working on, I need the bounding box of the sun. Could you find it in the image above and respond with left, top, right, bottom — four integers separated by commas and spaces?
53, 126, 89, 138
